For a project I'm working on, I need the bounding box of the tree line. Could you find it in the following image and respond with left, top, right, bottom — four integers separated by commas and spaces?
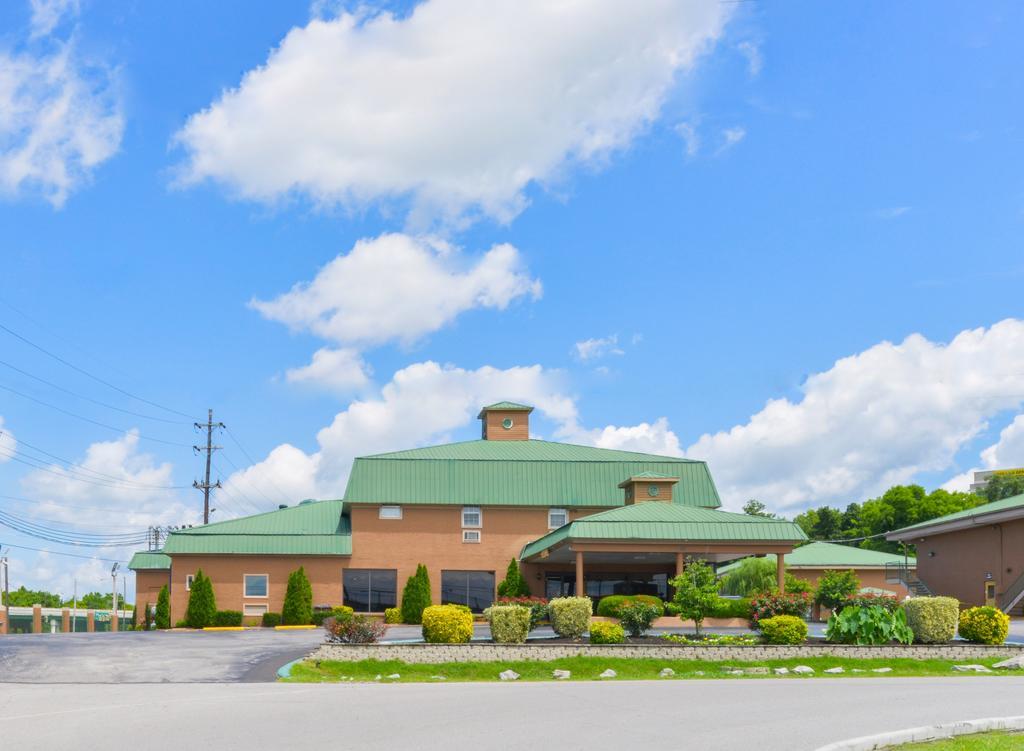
1, 587, 133, 609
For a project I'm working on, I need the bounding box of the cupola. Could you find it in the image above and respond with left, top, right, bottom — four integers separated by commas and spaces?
618, 472, 679, 505
478, 402, 533, 440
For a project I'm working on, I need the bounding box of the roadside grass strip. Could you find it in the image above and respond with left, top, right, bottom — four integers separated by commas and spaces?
283, 655, 1020, 684
895, 731, 1024, 750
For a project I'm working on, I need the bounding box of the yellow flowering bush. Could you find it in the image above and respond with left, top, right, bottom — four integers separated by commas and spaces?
589, 621, 625, 644
384, 607, 402, 624
421, 604, 474, 643
958, 606, 1009, 645
548, 596, 593, 639
759, 615, 808, 645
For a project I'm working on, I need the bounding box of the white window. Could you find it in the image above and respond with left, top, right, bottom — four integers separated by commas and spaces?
548, 508, 568, 529
462, 506, 481, 528
185, 574, 194, 591
462, 529, 482, 544
243, 603, 269, 617
244, 574, 269, 598
379, 505, 402, 520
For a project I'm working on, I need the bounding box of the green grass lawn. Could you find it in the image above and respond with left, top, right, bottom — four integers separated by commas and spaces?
896, 731, 1024, 749
284, 655, 1019, 683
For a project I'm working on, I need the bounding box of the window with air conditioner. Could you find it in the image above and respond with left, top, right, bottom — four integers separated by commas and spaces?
462, 529, 481, 544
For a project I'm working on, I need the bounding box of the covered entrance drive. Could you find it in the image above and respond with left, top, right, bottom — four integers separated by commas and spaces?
520, 502, 807, 600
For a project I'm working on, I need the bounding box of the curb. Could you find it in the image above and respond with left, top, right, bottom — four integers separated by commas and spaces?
275, 625, 317, 631
815, 715, 1024, 750
276, 658, 302, 679
202, 626, 246, 632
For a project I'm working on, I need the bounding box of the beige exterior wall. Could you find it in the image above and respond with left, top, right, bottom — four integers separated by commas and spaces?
912, 518, 1024, 608
134, 570, 170, 611
789, 567, 910, 599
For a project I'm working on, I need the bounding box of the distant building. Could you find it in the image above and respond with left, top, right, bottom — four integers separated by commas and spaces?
969, 468, 1024, 493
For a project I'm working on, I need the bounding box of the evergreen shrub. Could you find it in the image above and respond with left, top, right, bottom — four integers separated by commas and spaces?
759, 615, 808, 644
211, 610, 243, 627
155, 585, 170, 629
261, 612, 282, 627
595, 594, 665, 618
903, 597, 959, 643
548, 596, 592, 639
184, 570, 217, 629
400, 564, 432, 625
618, 601, 661, 637
282, 567, 313, 625
496, 559, 531, 598
486, 605, 531, 644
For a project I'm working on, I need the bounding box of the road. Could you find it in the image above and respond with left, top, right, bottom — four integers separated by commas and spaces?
2, 677, 1023, 750
0, 628, 323, 683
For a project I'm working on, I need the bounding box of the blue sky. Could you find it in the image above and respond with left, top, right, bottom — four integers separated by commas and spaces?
1, 0, 1023, 597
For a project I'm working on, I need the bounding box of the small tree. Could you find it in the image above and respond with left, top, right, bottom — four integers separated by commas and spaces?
184, 570, 217, 628
815, 569, 860, 613
282, 566, 313, 625
496, 558, 531, 598
670, 558, 719, 637
720, 557, 777, 597
135, 601, 150, 629
742, 500, 777, 518
155, 585, 170, 629
400, 564, 432, 625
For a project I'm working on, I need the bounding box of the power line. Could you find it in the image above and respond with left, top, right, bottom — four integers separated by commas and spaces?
0, 382, 191, 448
0, 445, 186, 493
194, 409, 224, 524
0, 321, 197, 420
0, 541, 127, 564
0, 492, 165, 517
224, 426, 291, 501
217, 452, 278, 510
0, 508, 150, 541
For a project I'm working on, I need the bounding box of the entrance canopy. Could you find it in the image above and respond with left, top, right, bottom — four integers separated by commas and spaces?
521, 502, 807, 563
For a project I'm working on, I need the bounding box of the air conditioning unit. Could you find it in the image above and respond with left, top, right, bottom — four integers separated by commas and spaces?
462, 530, 481, 543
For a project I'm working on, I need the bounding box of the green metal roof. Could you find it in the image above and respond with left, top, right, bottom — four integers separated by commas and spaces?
128, 551, 171, 570
889, 494, 1019, 536
478, 401, 534, 413
162, 500, 351, 556
344, 439, 720, 508
716, 541, 915, 575
520, 503, 806, 559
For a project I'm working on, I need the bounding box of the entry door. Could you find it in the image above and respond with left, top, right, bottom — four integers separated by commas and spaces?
985, 581, 997, 607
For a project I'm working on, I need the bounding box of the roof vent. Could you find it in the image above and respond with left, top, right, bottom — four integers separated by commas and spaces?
299, 499, 315, 505
278, 504, 288, 509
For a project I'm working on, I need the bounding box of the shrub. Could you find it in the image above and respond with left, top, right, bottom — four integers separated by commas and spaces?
261, 612, 282, 628
493, 596, 548, 629
184, 570, 217, 629
843, 593, 900, 613
135, 601, 149, 629
486, 605, 531, 644
595, 595, 665, 619
496, 559, 531, 598
749, 591, 812, 629
825, 605, 913, 645
325, 613, 387, 644
958, 606, 1010, 645
904, 597, 959, 643
211, 610, 243, 627
618, 601, 661, 637
174, 620, 188, 628
671, 558, 720, 637
709, 597, 752, 619
281, 567, 313, 625
785, 574, 814, 596
815, 569, 861, 612
589, 620, 625, 644
548, 596, 593, 639
400, 564, 432, 625
155, 586, 170, 629
759, 615, 808, 645
422, 604, 474, 643
384, 607, 402, 624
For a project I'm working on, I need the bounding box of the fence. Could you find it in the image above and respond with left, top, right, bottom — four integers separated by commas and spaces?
0, 605, 133, 634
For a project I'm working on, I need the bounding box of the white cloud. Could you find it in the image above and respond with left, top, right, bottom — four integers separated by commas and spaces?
574, 335, 624, 361
943, 413, 1024, 491
0, 37, 123, 206
173, 0, 733, 226
717, 126, 746, 154
876, 206, 911, 219
572, 417, 683, 457
285, 347, 371, 392
222, 361, 576, 507
736, 41, 763, 76
29, 0, 79, 38
682, 319, 1024, 511
675, 121, 700, 158
0, 416, 15, 461
252, 233, 541, 348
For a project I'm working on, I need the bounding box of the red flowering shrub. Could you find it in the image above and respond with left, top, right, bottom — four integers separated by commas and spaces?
749, 591, 812, 629
841, 593, 899, 613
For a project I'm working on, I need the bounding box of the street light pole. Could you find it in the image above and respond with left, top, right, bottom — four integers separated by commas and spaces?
111, 563, 119, 632
1, 550, 8, 635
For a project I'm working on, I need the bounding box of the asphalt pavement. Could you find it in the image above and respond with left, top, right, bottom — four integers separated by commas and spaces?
2, 677, 1023, 750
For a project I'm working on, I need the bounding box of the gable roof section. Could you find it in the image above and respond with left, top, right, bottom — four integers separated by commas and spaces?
343, 439, 720, 508
477, 401, 534, 416
162, 500, 351, 556
887, 494, 1024, 541
128, 551, 171, 570
521, 503, 806, 559
716, 541, 915, 575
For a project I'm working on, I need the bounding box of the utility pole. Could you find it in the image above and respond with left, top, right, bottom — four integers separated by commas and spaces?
111, 563, 119, 630
193, 408, 224, 525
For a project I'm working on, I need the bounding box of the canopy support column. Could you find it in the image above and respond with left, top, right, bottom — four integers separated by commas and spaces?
675, 552, 685, 577
575, 550, 584, 598
777, 553, 786, 593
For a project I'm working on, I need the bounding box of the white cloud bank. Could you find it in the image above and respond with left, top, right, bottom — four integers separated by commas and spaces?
0, 10, 122, 206
174, 0, 732, 226
574, 335, 624, 362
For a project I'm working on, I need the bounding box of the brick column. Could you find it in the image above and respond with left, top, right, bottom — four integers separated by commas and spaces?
62, 608, 70, 633
575, 550, 584, 598
675, 552, 685, 577
32, 604, 42, 633
0, 608, 7, 635
86, 610, 95, 633
776, 553, 786, 593
111, 608, 118, 632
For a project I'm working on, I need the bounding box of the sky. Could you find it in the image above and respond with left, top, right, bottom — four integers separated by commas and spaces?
1, 0, 1023, 600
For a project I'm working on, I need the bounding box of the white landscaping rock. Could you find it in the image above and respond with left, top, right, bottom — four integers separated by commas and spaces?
743, 667, 769, 675
952, 664, 992, 673
773, 667, 789, 675
374, 674, 382, 681
872, 667, 892, 673
994, 655, 1024, 670
552, 669, 571, 680
824, 667, 845, 674
499, 670, 521, 681
599, 669, 617, 679
728, 669, 744, 676
431, 676, 446, 681
792, 665, 815, 675
659, 668, 675, 677
693, 671, 705, 676
385, 674, 400, 680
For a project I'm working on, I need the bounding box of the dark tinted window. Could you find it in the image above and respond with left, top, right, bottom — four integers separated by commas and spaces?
441, 570, 495, 613
343, 569, 397, 612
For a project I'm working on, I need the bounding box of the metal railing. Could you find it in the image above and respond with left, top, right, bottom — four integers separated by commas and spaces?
1000, 571, 1024, 614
